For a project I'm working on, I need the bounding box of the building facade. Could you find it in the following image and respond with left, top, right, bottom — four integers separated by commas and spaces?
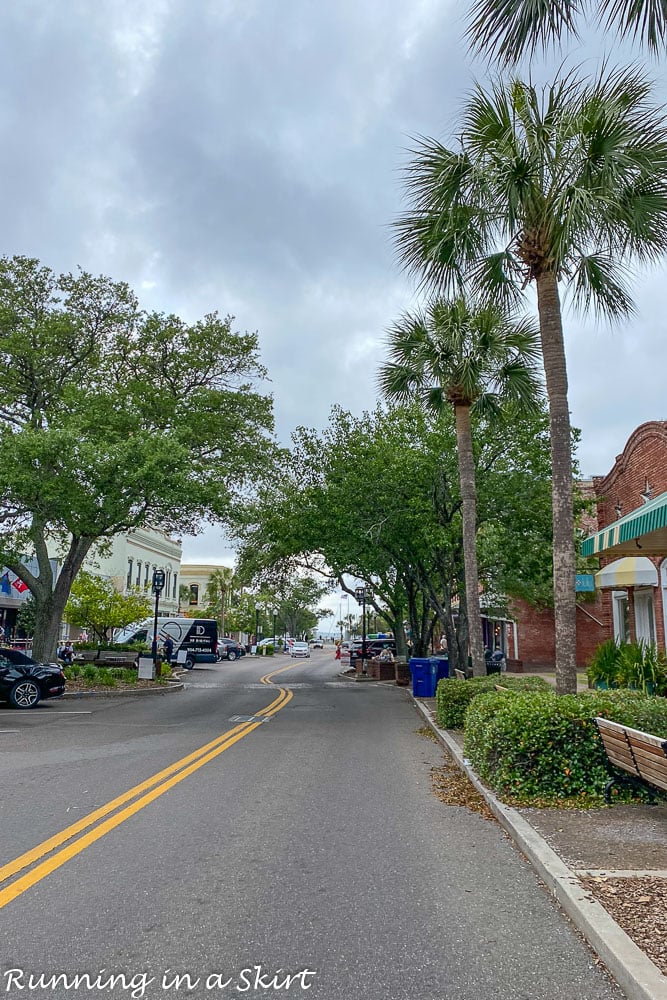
1, 527, 181, 641
85, 526, 181, 616
510, 421, 667, 668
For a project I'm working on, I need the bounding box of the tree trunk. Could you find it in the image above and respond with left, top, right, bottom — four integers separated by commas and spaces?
454, 404, 486, 676
25, 534, 95, 662
536, 270, 577, 695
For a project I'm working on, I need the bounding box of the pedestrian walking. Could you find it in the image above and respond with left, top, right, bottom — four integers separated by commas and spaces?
162, 634, 174, 666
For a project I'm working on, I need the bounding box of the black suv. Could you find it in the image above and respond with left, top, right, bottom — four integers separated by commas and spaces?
218, 638, 245, 662
351, 639, 396, 659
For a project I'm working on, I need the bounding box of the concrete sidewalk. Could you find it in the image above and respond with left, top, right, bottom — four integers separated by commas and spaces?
414, 695, 667, 1000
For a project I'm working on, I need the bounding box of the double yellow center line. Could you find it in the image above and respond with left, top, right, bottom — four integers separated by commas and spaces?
0, 662, 297, 909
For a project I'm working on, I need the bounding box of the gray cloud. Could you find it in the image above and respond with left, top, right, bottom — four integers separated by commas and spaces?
0, 1, 665, 563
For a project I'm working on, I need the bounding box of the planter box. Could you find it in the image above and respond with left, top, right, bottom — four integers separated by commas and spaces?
505, 658, 524, 673
395, 661, 410, 686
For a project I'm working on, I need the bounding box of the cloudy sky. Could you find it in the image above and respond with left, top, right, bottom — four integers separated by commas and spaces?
2, 1, 666, 578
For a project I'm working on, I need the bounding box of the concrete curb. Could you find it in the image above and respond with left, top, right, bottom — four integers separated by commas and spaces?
61, 682, 184, 700
412, 696, 667, 1000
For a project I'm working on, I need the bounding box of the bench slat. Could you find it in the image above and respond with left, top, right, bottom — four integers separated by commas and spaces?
604, 753, 639, 775
631, 744, 667, 768
627, 739, 667, 761
634, 759, 667, 785
598, 730, 632, 752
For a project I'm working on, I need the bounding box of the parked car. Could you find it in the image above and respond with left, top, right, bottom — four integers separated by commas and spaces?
365, 639, 396, 658
218, 638, 245, 662
0, 647, 66, 709
290, 641, 311, 658
310, 638, 324, 648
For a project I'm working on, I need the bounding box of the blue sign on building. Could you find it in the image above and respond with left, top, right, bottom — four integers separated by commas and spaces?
575, 574, 595, 592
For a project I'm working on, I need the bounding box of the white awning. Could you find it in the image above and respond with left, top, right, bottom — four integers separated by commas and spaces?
595, 557, 658, 589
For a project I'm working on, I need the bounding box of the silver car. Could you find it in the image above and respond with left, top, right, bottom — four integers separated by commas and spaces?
290, 641, 311, 658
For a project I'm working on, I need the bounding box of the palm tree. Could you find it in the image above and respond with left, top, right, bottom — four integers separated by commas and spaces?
378, 298, 542, 676
467, 0, 667, 64
394, 67, 667, 693
205, 567, 237, 636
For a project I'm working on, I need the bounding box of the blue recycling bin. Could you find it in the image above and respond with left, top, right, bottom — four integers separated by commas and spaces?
410, 657, 437, 697
431, 656, 449, 682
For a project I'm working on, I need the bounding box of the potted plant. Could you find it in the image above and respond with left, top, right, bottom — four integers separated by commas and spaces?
586, 639, 621, 690
617, 640, 667, 695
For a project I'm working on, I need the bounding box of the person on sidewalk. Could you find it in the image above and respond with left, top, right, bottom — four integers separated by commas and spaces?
162, 634, 174, 668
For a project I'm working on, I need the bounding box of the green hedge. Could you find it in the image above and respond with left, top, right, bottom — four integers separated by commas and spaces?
435, 674, 553, 729
463, 689, 667, 804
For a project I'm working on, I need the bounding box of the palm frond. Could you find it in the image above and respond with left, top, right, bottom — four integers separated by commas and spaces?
466, 0, 582, 66
599, 0, 667, 53
568, 252, 636, 321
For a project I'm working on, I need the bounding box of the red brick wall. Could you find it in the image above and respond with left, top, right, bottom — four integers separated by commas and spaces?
511, 595, 609, 669
592, 421, 667, 650
593, 421, 667, 531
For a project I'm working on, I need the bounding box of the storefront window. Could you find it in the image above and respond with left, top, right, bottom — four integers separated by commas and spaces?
612, 590, 630, 643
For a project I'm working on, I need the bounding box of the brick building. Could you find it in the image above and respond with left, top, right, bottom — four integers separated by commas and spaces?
583, 420, 667, 651
510, 421, 667, 668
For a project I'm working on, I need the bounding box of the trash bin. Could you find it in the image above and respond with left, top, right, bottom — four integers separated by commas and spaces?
430, 656, 449, 682
410, 657, 437, 697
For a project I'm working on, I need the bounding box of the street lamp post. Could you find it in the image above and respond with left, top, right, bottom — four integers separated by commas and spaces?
254, 606, 260, 649
151, 568, 166, 671
272, 609, 277, 643
354, 586, 368, 674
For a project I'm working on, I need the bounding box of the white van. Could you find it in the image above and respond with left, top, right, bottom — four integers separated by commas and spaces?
113, 617, 218, 670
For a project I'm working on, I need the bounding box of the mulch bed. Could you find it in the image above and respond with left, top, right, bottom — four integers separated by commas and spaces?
64, 678, 174, 694
581, 876, 667, 975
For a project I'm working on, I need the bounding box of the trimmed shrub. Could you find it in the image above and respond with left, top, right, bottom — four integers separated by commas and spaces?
95, 668, 117, 688
464, 688, 667, 804
435, 674, 552, 729
265, 644, 275, 656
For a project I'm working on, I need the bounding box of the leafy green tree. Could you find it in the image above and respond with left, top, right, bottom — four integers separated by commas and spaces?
234, 402, 555, 672
16, 595, 37, 638
393, 67, 667, 692
467, 0, 667, 65
378, 299, 541, 676
273, 577, 330, 639
64, 571, 152, 643
0, 255, 274, 661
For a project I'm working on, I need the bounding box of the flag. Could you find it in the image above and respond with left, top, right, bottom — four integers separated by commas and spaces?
0, 575, 11, 596
11, 578, 28, 594
340, 594, 348, 600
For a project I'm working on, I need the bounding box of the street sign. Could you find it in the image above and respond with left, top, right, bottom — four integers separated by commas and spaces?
575, 574, 595, 592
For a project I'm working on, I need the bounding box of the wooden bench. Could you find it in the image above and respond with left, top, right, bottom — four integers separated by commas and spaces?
595, 717, 667, 803
97, 650, 138, 667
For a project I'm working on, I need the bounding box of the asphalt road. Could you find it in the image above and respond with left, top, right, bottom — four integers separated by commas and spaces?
0, 650, 626, 999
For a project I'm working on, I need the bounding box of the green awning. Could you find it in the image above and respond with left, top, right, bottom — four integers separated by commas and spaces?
581, 490, 667, 557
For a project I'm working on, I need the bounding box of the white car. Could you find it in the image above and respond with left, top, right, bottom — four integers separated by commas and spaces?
290, 641, 310, 658
310, 638, 324, 648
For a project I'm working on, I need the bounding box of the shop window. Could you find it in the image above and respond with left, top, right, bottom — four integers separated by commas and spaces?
612, 590, 630, 643
126, 559, 133, 590
634, 589, 656, 645
136, 561, 142, 587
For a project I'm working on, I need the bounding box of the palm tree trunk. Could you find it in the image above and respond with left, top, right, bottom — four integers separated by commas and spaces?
536, 270, 577, 695
454, 404, 486, 676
